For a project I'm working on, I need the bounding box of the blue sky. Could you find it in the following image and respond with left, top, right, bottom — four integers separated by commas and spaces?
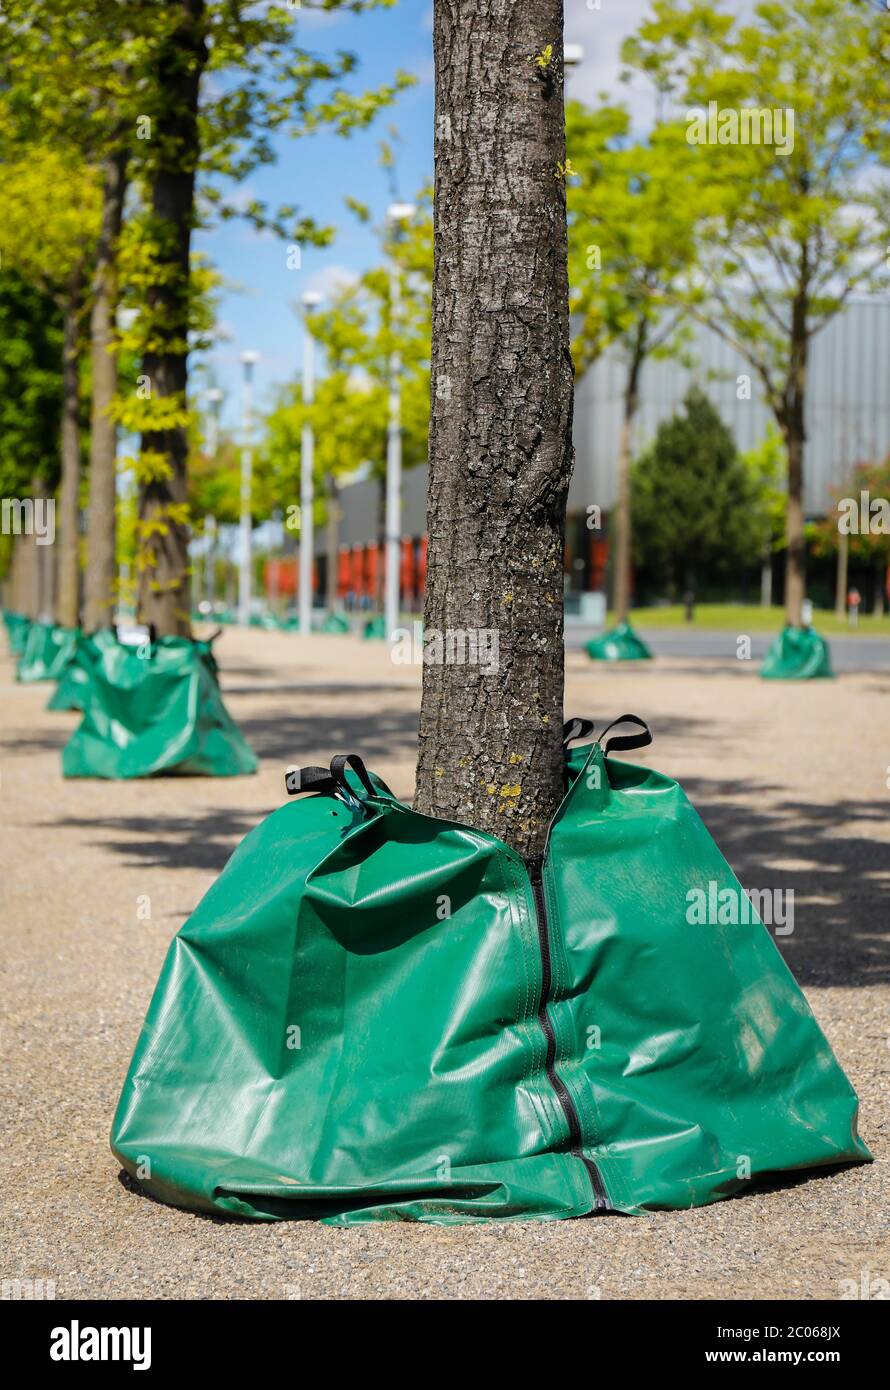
194, 0, 694, 431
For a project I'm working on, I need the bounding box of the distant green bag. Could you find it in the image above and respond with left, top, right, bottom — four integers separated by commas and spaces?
362, 614, 387, 640
3, 610, 32, 656
320, 612, 350, 634
586, 621, 652, 662
761, 625, 833, 680
112, 716, 868, 1223
63, 634, 256, 779
17, 622, 79, 683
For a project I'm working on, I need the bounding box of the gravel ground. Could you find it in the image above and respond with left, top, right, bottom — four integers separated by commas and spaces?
1, 626, 887, 1301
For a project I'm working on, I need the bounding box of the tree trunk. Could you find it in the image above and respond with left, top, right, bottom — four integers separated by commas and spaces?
137, 0, 207, 637
761, 550, 772, 608
415, 1, 574, 858
84, 149, 128, 633
612, 326, 645, 625
683, 564, 695, 623
21, 475, 45, 619
873, 560, 885, 617
56, 273, 83, 630
782, 272, 809, 628
326, 476, 340, 612
834, 529, 848, 619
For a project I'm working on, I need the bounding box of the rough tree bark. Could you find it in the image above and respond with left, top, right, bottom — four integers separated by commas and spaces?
137, 0, 207, 637
56, 271, 83, 630
84, 149, 128, 633
414, 1, 575, 858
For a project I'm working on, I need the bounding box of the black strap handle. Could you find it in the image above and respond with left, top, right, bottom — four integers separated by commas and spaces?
330, 753, 376, 800
563, 717, 595, 746
285, 765, 337, 797
597, 714, 652, 758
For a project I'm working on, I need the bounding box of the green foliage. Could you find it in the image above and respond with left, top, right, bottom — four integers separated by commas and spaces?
566, 102, 699, 379
621, 0, 890, 419
632, 388, 770, 586
256, 190, 433, 521
740, 429, 787, 553
0, 273, 63, 497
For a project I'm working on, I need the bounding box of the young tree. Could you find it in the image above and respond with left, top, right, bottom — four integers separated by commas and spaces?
624, 0, 890, 626
414, 4, 574, 858
566, 106, 699, 622
632, 388, 768, 619
257, 194, 432, 602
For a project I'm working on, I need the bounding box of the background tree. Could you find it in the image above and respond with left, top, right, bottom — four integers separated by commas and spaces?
111, 0, 411, 636
624, 0, 890, 627
0, 145, 101, 628
632, 387, 769, 619
414, 4, 574, 857
257, 193, 432, 604
0, 277, 63, 617
813, 456, 890, 616
566, 104, 699, 623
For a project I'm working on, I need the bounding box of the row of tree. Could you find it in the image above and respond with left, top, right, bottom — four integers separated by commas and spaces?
189, 0, 888, 632
0, 0, 409, 631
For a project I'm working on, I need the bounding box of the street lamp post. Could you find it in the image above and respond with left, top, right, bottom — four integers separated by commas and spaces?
384, 202, 416, 642
299, 291, 322, 637
238, 351, 259, 626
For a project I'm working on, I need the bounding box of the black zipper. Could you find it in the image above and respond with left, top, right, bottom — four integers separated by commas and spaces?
526, 855, 610, 1212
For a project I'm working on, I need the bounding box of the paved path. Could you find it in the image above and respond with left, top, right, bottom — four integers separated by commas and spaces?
1, 629, 887, 1299
565, 624, 890, 672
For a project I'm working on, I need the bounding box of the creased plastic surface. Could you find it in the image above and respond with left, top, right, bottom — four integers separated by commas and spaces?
585, 621, 653, 662
62, 635, 257, 779
761, 625, 833, 679
112, 744, 868, 1223
16, 622, 79, 683
2, 610, 33, 656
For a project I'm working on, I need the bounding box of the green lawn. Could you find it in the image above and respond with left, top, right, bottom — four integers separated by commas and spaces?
617, 604, 890, 636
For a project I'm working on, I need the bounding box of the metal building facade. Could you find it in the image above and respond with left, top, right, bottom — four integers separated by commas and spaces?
569, 297, 890, 517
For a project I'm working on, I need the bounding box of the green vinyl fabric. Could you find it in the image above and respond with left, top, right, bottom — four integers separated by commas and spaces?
362, 614, 387, 640
585, 621, 652, 662
2, 610, 32, 656
46, 627, 123, 712
16, 622, 79, 683
760, 625, 833, 680
111, 718, 868, 1224
319, 612, 351, 634
62, 634, 256, 779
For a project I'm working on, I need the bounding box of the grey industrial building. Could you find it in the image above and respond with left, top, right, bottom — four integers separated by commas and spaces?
320, 296, 890, 600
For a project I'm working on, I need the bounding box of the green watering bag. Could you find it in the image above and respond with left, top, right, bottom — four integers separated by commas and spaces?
47, 627, 123, 712
112, 717, 869, 1223
2, 610, 33, 657
761, 625, 833, 680
16, 622, 79, 683
62, 633, 256, 779
586, 621, 652, 662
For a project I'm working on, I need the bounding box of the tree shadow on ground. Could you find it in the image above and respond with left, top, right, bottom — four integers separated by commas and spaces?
685, 781, 890, 989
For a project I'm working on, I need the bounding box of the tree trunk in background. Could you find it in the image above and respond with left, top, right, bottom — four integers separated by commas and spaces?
873, 560, 885, 616
56, 275, 83, 630
326, 476, 340, 612
834, 530, 848, 619
137, 0, 207, 637
612, 327, 645, 625
782, 277, 809, 628
760, 552, 772, 607
415, 1, 574, 858
84, 150, 128, 633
